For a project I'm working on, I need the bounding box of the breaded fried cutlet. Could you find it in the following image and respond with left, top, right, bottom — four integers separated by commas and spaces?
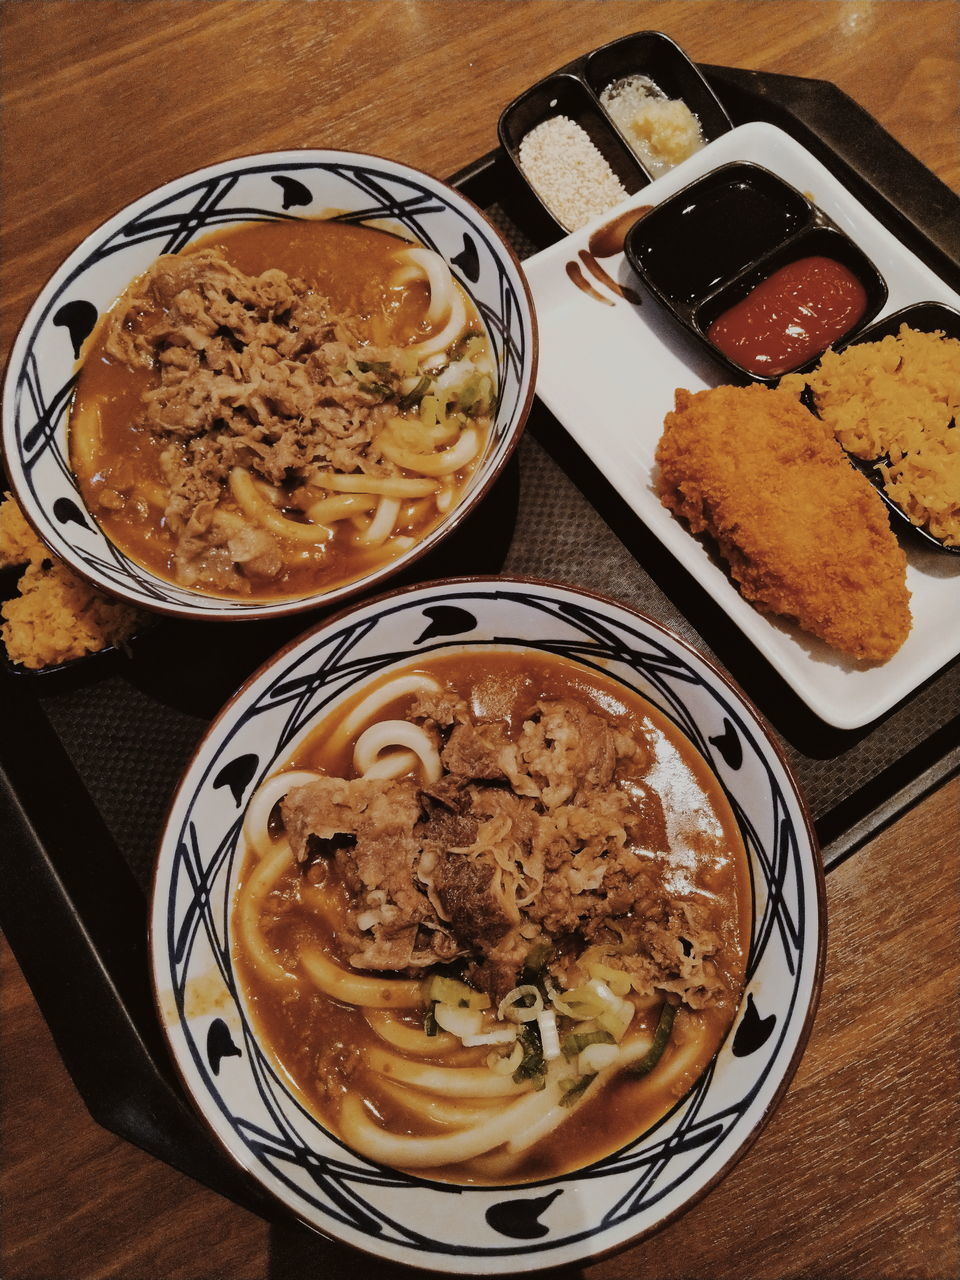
656, 385, 912, 662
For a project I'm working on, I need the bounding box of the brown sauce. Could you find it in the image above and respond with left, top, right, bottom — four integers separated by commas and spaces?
565, 206, 652, 306
232, 649, 751, 1184
565, 259, 614, 306
588, 205, 654, 259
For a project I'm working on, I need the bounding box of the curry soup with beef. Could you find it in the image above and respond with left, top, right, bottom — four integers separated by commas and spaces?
69, 219, 495, 599
233, 649, 751, 1184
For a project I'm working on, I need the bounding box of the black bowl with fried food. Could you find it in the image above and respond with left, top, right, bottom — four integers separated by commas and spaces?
790, 301, 960, 556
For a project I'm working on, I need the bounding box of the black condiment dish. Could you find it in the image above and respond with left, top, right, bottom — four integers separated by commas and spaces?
583, 30, 733, 169
498, 73, 649, 232
498, 31, 733, 235
624, 162, 812, 305
623, 162, 888, 385
804, 301, 960, 555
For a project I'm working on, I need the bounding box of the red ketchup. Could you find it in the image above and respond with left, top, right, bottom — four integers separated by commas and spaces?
705, 255, 868, 376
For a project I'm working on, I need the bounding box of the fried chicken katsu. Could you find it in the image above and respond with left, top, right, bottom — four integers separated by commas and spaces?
656, 384, 911, 662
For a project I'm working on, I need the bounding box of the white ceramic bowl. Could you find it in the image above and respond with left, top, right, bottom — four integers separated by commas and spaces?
149, 577, 825, 1273
1, 151, 537, 620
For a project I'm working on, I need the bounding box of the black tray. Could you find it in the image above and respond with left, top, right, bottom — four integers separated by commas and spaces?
2, 65, 958, 1217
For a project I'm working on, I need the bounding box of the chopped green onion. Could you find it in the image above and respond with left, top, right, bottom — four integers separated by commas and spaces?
397, 374, 431, 410
433, 1002, 484, 1038
423, 1005, 438, 1037
559, 1072, 597, 1108
488, 1039, 524, 1075
584, 959, 633, 997
596, 996, 635, 1043
512, 1021, 545, 1087
357, 380, 392, 400
537, 1009, 561, 1062
519, 941, 553, 988
630, 1002, 676, 1076
498, 984, 544, 1023
561, 1028, 616, 1060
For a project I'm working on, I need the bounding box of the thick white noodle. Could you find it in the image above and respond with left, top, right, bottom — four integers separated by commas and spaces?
342, 1024, 677, 1171
379, 426, 479, 477
71, 396, 103, 473
242, 769, 324, 860
435, 486, 454, 514
338, 1067, 563, 1168
398, 247, 457, 325
235, 840, 297, 983
313, 471, 438, 498
229, 467, 332, 543
405, 285, 467, 360
363, 1009, 458, 1056
299, 946, 423, 1008
305, 493, 377, 524
376, 1078, 503, 1127
353, 720, 442, 784
355, 496, 400, 547
360, 749, 419, 780
325, 674, 442, 757
364, 1045, 531, 1097
505, 1028, 657, 1154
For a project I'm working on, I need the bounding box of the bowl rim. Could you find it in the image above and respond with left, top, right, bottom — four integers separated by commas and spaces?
0, 147, 539, 623
147, 572, 827, 1273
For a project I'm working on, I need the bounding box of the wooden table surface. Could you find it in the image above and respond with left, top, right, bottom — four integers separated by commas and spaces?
1, 3, 958, 1278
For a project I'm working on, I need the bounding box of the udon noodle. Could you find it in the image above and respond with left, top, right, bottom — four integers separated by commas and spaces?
232, 650, 750, 1183
69, 220, 495, 598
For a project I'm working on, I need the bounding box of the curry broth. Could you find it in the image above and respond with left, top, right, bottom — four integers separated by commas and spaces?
70, 219, 488, 599
232, 650, 752, 1184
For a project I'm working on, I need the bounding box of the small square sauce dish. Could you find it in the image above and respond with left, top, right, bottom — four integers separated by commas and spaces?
583, 30, 733, 178
795, 300, 960, 555
623, 162, 888, 384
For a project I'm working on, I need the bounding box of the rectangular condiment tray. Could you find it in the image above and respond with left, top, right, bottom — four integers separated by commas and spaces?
1, 61, 958, 1212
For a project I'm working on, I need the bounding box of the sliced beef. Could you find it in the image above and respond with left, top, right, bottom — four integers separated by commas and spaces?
103, 247, 413, 590
466, 932, 532, 1001
440, 720, 513, 783
406, 686, 470, 729
416, 792, 479, 851
278, 694, 727, 1009
502, 699, 625, 807
419, 772, 468, 812
431, 852, 516, 949
281, 776, 460, 971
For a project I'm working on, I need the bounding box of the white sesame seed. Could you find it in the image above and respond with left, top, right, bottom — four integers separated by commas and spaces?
518, 115, 628, 232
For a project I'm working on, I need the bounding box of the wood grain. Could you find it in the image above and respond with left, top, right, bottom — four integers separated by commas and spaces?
1, 3, 958, 1278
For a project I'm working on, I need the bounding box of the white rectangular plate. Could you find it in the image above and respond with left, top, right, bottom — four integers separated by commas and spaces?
524, 122, 960, 730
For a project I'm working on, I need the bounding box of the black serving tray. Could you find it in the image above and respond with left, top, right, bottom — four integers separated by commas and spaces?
1, 64, 958, 1216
